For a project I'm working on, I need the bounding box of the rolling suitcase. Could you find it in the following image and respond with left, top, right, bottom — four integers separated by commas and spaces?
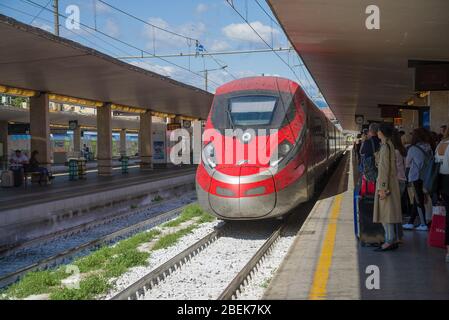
357, 196, 385, 246
1, 170, 14, 188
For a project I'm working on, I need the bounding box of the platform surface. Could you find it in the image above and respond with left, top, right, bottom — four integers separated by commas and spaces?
264, 150, 449, 300
0, 165, 196, 212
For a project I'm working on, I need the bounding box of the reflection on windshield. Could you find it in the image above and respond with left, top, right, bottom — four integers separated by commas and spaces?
229, 96, 277, 126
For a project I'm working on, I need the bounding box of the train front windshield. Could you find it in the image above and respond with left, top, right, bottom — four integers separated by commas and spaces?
229, 96, 277, 126
211, 92, 293, 130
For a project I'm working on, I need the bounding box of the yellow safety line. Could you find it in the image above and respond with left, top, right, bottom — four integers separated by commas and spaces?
308, 193, 343, 300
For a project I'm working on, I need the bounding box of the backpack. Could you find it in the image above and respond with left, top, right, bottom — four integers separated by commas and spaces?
413, 145, 438, 193
362, 139, 378, 182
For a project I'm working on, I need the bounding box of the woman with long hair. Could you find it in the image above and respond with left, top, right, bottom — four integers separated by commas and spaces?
373, 123, 402, 251
435, 126, 449, 262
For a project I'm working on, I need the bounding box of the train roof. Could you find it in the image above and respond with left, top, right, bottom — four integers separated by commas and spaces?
215, 76, 302, 95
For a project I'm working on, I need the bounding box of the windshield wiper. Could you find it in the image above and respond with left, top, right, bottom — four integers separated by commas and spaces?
226, 108, 235, 129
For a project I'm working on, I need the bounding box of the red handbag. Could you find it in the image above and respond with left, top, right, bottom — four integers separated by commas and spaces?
428, 206, 446, 249
360, 175, 375, 197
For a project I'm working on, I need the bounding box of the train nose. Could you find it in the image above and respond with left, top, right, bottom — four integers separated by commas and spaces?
208, 166, 276, 219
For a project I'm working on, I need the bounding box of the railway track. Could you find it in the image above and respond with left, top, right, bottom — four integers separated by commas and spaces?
0, 195, 188, 258
218, 225, 284, 300
0, 204, 189, 288
110, 222, 286, 300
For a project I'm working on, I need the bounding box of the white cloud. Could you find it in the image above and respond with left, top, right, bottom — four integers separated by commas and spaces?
143, 18, 205, 50
130, 61, 177, 78
95, 1, 112, 14
196, 3, 208, 14
222, 21, 280, 44
235, 70, 260, 78
129, 60, 232, 92
105, 19, 120, 37
209, 40, 230, 51
32, 22, 53, 33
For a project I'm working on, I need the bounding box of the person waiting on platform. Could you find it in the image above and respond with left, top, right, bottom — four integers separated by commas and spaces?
82, 144, 90, 160
434, 125, 449, 263
9, 149, 28, 187
360, 124, 380, 158
403, 128, 433, 231
359, 123, 380, 180
373, 123, 402, 252
28, 150, 53, 185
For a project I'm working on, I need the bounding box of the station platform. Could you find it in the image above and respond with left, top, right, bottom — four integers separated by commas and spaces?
0, 165, 196, 250
264, 150, 449, 300
0, 165, 194, 212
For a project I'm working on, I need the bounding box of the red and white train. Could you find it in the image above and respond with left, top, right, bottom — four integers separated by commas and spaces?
196, 76, 345, 220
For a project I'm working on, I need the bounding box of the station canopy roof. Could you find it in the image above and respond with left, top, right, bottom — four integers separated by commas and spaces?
267, 0, 449, 130
0, 14, 213, 120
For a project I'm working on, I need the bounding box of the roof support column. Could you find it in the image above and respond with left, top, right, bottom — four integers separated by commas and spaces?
120, 129, 127, 157
0, 120, 8, 168
139, 110, 153, 170
73, 124, 81, 156
30, 93, 51, 169
97, 103, 112, 176
429, 91, 449, 132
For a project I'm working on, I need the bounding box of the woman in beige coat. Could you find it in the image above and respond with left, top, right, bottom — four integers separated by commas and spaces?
374, 123, 402, 251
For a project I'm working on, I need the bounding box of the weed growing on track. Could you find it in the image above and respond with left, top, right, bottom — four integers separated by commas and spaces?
163, 203, 211, 228
152, 225, 196, 250
3, 269, 67, 299
2, 204, 215, 300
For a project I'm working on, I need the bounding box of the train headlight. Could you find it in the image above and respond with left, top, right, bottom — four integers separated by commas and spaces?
270, 140, 293, 167
202, 142, 217, 169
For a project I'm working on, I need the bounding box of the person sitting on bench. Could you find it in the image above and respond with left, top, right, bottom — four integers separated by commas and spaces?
28, 150, 53, 185
9, 149, 28, 187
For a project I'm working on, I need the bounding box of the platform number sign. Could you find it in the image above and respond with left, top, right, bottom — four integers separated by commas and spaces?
365, 5, 380, 30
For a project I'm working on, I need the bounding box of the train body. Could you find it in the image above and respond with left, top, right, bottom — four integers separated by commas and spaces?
196, 76, 345, 220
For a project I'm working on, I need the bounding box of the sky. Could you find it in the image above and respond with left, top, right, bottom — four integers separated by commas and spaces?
0, 0, 333, 115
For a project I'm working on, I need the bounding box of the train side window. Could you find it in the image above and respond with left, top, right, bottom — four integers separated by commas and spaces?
312, 117, 325, 137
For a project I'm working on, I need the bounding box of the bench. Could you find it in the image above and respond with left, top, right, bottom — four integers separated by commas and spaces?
24, 171, 49, 187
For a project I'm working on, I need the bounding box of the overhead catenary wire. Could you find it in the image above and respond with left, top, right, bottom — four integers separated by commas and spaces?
97, 0, 197, 42
16, 0, 219, 89
21, 0, 222, 88
116, 47, 291, 59
254, 0, 281, 27
226, 2, 302, 85
227, 1, 320, 102
28, 0, 51, 25
1, 2, 122, 59
97, 0, 237, 82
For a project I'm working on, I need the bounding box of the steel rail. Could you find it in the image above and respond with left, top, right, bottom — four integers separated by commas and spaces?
0, 204, 188, 288
217, 225, 284, 300
111, 226, 225, 300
